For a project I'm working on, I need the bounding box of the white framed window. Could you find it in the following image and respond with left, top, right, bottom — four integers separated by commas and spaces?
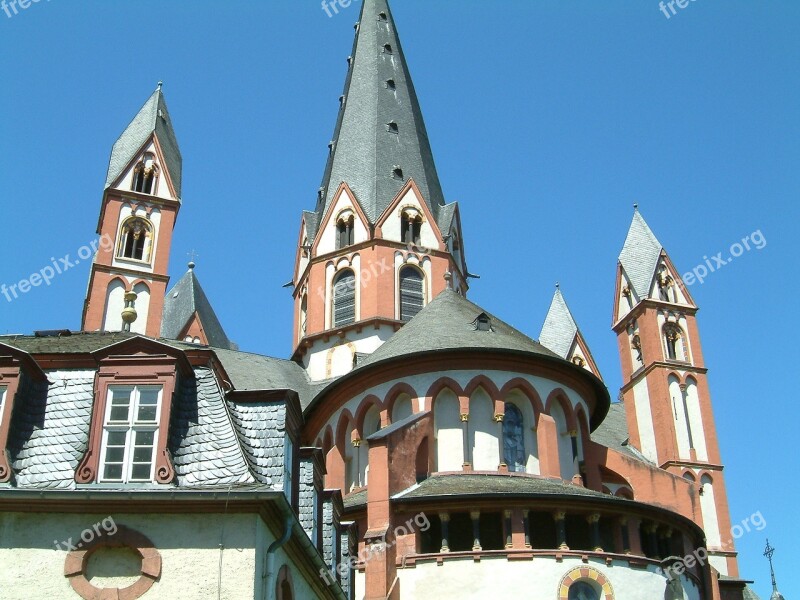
99, 385, 162, 483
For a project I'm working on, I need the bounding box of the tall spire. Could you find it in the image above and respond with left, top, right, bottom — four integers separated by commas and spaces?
105, 83, 183, 199
618, 207, 663, 300
315, 0, 445, 231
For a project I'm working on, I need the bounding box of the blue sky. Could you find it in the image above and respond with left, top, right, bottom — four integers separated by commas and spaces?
1, 1, 797, 596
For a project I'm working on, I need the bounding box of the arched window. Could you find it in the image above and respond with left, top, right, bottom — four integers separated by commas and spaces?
401, 210, 422, 245
503, 403, 525, 472
117, 218, 153, 262
399, 266, 424, 321
663, 323, 686, 361
568, 580, 600, 600
332, 270, 356, 327
336, 214, 354, 249
132, 153, 158, 194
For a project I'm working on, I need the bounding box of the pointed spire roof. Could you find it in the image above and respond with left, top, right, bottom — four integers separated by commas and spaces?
161, 264, 232, 349
105, 84, 183, 198
619, 207, 663, 299
539, 288, 579, 359
314, 0, 445, 230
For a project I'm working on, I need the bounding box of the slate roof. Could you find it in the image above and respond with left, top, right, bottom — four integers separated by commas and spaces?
358, 289, 559, 369
393, 473, 631, 503
742, 586, 762, 600
7, 370, 92, 489
105, 85, 183, 198
619, 208, 663, 300
169, 367, 254, 486
590, 403, 652, 464
539, 288, 579, 359
313, 0, 446, 233
161, 266, 233, 350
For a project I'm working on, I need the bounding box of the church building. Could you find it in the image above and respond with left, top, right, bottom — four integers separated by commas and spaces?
0, 1, 761, 599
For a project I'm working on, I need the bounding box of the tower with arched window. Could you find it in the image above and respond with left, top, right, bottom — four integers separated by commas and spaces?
81, 83, 182, 338
613, 207, 737, 577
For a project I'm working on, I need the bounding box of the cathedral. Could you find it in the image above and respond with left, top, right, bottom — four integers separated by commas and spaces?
0, 1, 762, 599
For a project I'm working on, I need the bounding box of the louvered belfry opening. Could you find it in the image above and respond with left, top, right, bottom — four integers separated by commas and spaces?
399, 266, 424, 321
333, 270, 356, 327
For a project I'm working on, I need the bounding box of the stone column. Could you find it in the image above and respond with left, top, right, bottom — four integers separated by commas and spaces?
504, 510, 513, 549
439, 512, 450, 553
589, 513, 602, 552
471, 510, 482, 551
554, 511, 568, 550
523, 510, 532, 549
460, 413, 470, 469
352, 438, 361, 487
619, 516, 631, 554
495, 412, 506, 470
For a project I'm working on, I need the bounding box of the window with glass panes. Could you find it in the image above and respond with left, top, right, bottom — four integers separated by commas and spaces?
99, 386, 162, 482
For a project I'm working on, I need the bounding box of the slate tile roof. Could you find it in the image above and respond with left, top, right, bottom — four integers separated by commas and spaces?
226, 401, 286, 487
590, 403, 652, 464
169, 367, 254, 486
619, 208, 663, 301
7, 370, 93, 490
539, 288, 579, 360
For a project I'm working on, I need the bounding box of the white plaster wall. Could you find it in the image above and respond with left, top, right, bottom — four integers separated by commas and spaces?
685, 380, 708, 461
434, 389, 463, 471
130, 282, 151, 335
392, 394, 413, 423
550, 401, 575, 480
700, 475, 722, 550
669, 375, 691, 460
102, 278, 126, 331
469, 387, 498, 471
392, 555, 700, 600
359, 405, 381, 485
617, 270, 636, 322
632, 378, 659, 463
304, 329, 393, 381
0, 512, 259, 600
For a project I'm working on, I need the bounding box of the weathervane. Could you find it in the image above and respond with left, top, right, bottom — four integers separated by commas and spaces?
763, 539, 783, 598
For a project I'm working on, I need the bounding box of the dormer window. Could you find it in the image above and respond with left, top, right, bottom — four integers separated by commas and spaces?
474, 313, 492, 331
336, 213, 355, 249
132, 153, 158, 194
118, 217, 153, 262
401, 210, 422, 245
99, 385, 162, 482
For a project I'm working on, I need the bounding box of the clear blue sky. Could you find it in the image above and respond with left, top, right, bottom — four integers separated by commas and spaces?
1, 2, 797, 596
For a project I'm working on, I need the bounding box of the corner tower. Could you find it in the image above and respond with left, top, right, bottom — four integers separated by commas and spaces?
292, 0, 468, 380
612, 207, 739, 577
81, 84, 182, 337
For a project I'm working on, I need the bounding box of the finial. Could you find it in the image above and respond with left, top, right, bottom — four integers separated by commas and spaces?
157, 81, 163, 91
633, 203, 639, 211
121, 291, 138, 332
187, 250, 199, 269
555, 281, 560, 290
444, 271, 453, 290
188, 261, 195, 271
764, 539, 781, 594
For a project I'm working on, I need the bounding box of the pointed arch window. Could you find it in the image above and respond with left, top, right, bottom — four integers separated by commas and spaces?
132, 153, 158, 195
117, 217, 154, 262
300, 294, 308, 338
503, 403, 525, 472
336, 214, 355, 249
399, 266, 424, 321
663, 323, 687, 361
332, 270, 356, 327
401, 210, 422, 246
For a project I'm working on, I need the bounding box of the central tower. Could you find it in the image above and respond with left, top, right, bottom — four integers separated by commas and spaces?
292, 0, 468, 380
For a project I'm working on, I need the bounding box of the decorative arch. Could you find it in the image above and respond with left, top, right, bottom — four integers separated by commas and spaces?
384, 382, 418, 422
335, 409, 356, 449
398, 264, 426, 321
354, 395, 384, 436
276, 564, 294, 600
117, 216, 154, 262
432, 386, 463, 472
500, 378, 545, 420
332, 269, 357, 327
463, 375, 501, 414
132, 152, 158, 195
424, 377, 464, 412
545, 389, 578, 430
558, 566, 614, 600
